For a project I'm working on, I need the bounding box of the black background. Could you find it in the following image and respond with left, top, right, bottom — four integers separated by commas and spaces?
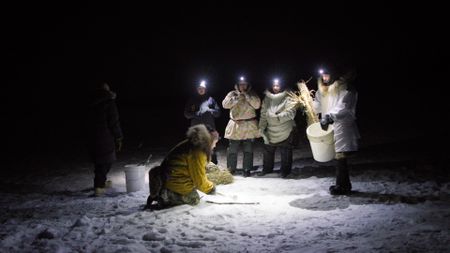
4, 2, 448, 164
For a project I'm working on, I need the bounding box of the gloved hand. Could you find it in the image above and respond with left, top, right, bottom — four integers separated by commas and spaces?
208, 185, 216, 195
196, 107, 206, 116
231, 92, 240, 101
259, 129, 270, 144
198, 103, 210, 115
320, 114, 334, 131
115, 138, 123, 152
267, 111, 277, 118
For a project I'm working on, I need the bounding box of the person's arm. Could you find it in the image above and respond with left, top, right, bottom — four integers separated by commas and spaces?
272, 98, 297, 124
313, 90, 322, 115
222, 91, 239, 109
245, 92, 261, 110
258, 98, 270, 144
258, 97, 268, 130
188, 150, 215, 194
327, 90, 358, 122
107, 100, 123, 139
184, 99, 197, 119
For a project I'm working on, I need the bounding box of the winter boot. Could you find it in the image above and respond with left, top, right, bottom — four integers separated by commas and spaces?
242, 170, 251, 177
259, 144, 275, 176
243, 152, 253, 178
94, 187, 106, 197
329, 158, 352, 195
227, 153, 237, 175
257, 170, 273, 176
105, 180, 113, 189
145, 195, 165, 210
279, 146, 293, 178
227, 141, 239, 175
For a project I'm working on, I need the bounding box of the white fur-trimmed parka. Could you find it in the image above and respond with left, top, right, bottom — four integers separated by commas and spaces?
313, 77, 360, 153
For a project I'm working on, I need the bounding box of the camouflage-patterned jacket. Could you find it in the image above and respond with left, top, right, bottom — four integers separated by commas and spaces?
222, 85, 261, 140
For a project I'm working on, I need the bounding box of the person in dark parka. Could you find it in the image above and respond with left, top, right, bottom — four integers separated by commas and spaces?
87, 82, 123, 196
184, 80, 221, 163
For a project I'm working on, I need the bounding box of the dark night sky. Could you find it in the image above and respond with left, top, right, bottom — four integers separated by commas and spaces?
4, 2, 448, 160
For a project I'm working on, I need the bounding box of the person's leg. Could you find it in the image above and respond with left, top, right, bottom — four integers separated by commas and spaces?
94, 163, 112, 196
211, 149, 218, 164
226, 140, 240, 174
280, 146, 293, 178
181, 190, 201, 205
242, 139, 254, 177
160, 188, 200, 207
329, 152, 352, 195
94, 163, 111, 188
259, 144, 276, 176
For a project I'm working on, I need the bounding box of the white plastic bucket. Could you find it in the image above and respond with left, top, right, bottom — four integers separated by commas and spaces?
124, 165, 145, 193
306, 122, 336, 162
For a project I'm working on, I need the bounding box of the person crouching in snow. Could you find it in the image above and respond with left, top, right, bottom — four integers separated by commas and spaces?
86, 82, 123, 197
222, 77, 261, 177
184, 80, 221, 164
146, 124, 218, 209
258, 79, 298, 178
313, 67, 360, 195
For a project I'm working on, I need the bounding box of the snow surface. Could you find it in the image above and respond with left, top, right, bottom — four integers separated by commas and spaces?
1, 143, 450, 253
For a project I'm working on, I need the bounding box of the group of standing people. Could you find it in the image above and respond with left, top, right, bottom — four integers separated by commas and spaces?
86, 67, 360, 208
184, 76, 300, 179
182, 68, 360, 195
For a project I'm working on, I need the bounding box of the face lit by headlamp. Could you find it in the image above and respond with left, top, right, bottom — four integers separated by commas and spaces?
197, 80, 207, 95
238, 76, 248, 92
272, 79, 281, 94
319, 69, 331, 85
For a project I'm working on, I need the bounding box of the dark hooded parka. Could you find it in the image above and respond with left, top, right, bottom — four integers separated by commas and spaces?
86, 88, 123, 164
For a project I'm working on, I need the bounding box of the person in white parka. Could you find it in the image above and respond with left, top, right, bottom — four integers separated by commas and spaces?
258, 79, 298, 178
313, 67, 360, 195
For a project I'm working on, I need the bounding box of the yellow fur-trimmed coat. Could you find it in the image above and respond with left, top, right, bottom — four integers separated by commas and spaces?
222, 86, 261, 140
164, 125, 215, 195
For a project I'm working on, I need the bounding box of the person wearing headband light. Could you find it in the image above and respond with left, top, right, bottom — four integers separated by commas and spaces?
222, 76, 261, 177
258, 78, 298, 178
184, 80, 221, 164
314, 67, 360, 195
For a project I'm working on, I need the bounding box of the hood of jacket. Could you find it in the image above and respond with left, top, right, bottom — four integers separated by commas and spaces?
318, 78, 347, 97
264, 90, 288, 102
186, 124, 212, 155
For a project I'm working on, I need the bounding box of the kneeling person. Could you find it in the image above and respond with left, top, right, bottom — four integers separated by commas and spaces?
147, 124, 218, 209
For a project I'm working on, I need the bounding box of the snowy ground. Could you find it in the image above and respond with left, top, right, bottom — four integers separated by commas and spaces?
1, 140, 450, 253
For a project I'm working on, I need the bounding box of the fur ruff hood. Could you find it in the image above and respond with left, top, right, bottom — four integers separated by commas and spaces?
264, 90, 288, 101
318, 78, 347, 97
186, 124, 213, 156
